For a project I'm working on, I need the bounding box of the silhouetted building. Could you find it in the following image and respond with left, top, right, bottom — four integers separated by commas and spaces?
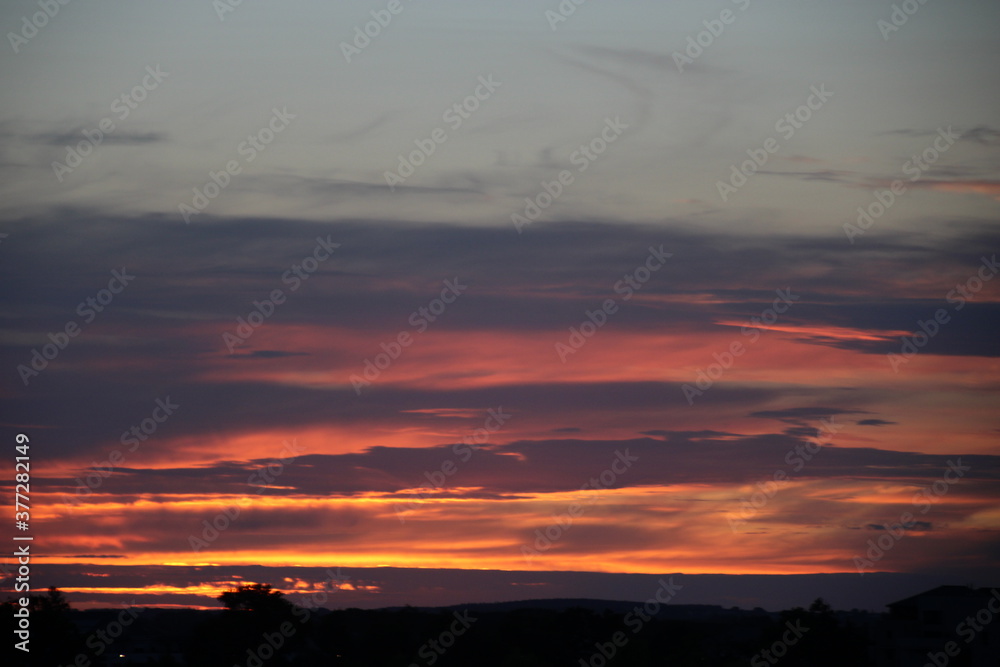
876, 585, 1000, 667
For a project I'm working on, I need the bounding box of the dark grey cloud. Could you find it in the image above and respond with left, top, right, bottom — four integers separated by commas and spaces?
3, 214, 996, 337
866, 521, 932, 532
234, 350, 309, 359
69, 554, 127, 559
756, 169, 857, 183
750, 407, 865, 425
31, 130, 168, 146
888, 125, 1000, 147
573, 45, 683, 73
235, 173, 484, 201
323, 112, 395, 144
639, 429, 740, 440
857, 419, 896, 427
33, 431, 1000, 499
2, 214, 997, 465
960, 125, 1000, 146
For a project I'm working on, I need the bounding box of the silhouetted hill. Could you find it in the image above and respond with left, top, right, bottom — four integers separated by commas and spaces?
407, 597, 778, 619
5, 599, 874, 666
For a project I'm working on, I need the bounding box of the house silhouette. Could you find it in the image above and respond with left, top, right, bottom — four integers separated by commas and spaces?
876, 585, 1000, 667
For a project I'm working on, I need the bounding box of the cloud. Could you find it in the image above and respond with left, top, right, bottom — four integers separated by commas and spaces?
750, 407, 864, 425
234, 173, 486, 204
233, 350, 310, 360
639, 429, 740, 440
757, 169, 857, 183
69, 554, 127, 559
31, 130, 168, 146
921, 180, 1000, 202
38, 431, 1000, 499
324, 112, 395, 144
3, 214, 997, 468
959, 126, 1000, 146
866, 521, 932, 532
857, 419, 896, 427
880, 126, 998, 144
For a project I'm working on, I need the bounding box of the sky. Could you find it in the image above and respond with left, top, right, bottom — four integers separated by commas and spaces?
1, 0, 998, 612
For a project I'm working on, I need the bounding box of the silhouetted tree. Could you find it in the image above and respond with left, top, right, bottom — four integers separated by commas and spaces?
219, 582, 295, 616
765, 596, 869, 666
809, 597, 834, 617
2, 587, 84, 667
186, 583, 307, 666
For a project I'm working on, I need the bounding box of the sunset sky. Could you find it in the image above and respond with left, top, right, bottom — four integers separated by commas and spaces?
1, 0, 998, 613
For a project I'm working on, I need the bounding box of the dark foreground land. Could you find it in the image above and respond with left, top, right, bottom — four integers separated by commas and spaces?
4, 586, 881, 666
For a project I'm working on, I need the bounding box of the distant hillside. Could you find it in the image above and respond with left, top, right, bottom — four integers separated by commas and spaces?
402, 598, 775, 619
